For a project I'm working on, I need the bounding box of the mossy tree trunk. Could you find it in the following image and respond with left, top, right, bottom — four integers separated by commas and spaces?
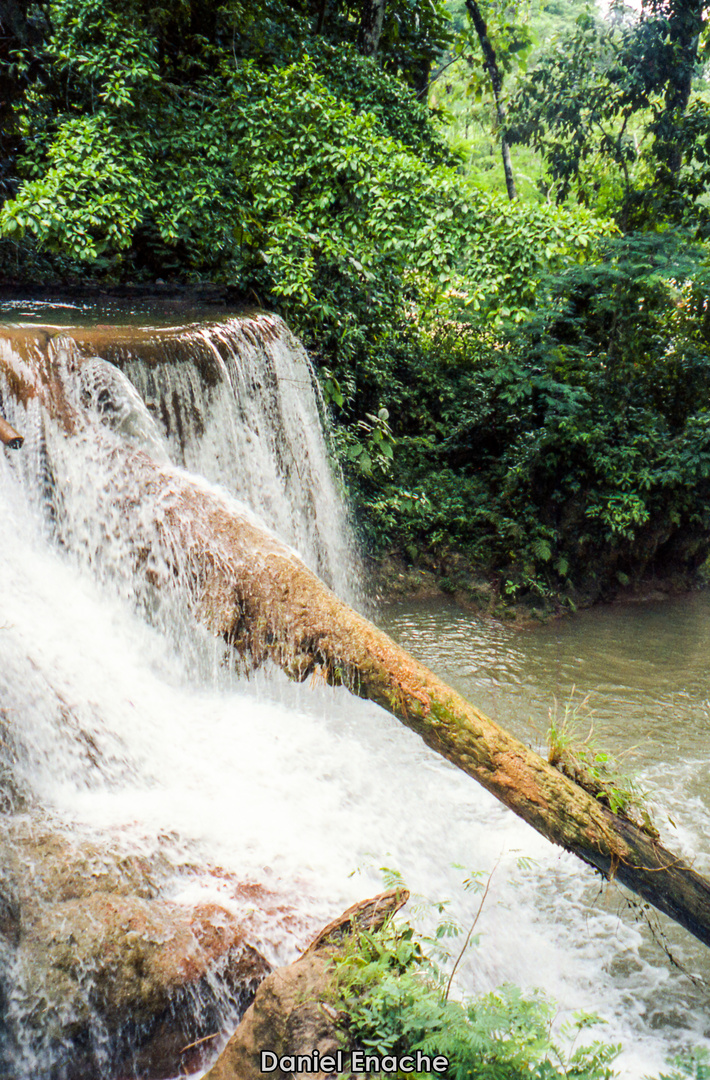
131, 451, 710, 949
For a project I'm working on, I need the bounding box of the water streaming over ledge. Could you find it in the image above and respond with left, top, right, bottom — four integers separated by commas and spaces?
1, 306, 709, 1079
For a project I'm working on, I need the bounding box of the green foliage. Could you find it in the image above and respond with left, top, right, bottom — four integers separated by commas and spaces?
507, 14, 655, 213
340, 407, 396, 477
0, 0, 604, 333
668, 94, 710, 233
656, 1049, 710, 1080
330, 916, 623, 1079
429, 0, 601, 198
546, 691, 653, 826
1, 113, 152, 258
489, 230, 710, 594
307, 40, 454, 162
354, 231, 710, 604
455, 0, 537, 94
4, 0, 710, 608
507, 1, 710, 223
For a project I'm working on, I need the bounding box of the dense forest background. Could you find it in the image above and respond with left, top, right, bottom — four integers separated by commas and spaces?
2, 0, 710, 613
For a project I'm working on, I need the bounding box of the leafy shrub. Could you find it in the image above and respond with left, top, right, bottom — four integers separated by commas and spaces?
5, 1, 710, 606
330, 917, 622, 1079
352, 232, 710, 603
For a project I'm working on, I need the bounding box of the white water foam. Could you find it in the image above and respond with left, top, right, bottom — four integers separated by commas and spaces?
115, 315, 358, 601
1, 318, 708, 1078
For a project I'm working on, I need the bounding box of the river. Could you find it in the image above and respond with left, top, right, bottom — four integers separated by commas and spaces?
378, 593, 710, 1076
0, 303, 708, 1079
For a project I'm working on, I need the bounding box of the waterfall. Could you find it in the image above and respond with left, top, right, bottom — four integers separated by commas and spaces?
1, 314, 356, 597
0, 311, 359, 1079
1, 307, 708, 1080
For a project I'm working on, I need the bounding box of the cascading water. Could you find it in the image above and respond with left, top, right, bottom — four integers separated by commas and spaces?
1, 304, 709, 1080
66, 313, 356, 601
0, 309, 361, 1078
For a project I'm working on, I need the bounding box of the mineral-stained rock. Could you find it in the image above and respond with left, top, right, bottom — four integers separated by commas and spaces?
0, 817, 272, 1080
203, 888, 409, 1080
204, 953, 338, 1080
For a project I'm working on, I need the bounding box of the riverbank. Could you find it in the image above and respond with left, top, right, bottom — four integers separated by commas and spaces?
366, 548, 710, 626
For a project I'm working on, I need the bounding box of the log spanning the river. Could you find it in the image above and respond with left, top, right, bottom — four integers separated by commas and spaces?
2, 336, 710, 949
129, 454, 710, 950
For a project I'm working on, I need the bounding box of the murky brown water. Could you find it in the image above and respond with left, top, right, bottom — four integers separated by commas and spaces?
380, 591, 710, 787
380, 591, 710, 985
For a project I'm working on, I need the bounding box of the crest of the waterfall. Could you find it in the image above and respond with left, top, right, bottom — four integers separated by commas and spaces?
111, 314, 359, 602
0, 314, 359, 604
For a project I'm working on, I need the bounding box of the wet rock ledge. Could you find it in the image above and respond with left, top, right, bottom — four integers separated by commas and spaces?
0, 817, 278, 1080
0, 805, 408, 1080
204, 888, 409, 1080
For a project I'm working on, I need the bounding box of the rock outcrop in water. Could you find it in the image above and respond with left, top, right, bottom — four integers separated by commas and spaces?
204, 889, 409, 1080
0, 414, 22, 448
0, 818, 271, 1079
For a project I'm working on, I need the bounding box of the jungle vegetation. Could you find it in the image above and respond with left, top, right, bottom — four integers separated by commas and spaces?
2, 0, 710, 609
329, 906, 710, 1080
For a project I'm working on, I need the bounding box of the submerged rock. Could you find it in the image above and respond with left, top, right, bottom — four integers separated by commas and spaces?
0, 817, 272, 1080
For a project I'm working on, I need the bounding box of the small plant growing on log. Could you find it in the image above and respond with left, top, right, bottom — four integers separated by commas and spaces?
546, 691, 659, 839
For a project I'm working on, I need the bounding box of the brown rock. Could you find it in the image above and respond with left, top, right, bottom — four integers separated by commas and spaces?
204, 953, 339, 1080
0, 818, 272, 1080
16, 894, 268, 1027
203, 889, 409, 1080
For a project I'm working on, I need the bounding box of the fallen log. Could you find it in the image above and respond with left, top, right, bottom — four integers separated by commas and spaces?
127, 451, 710, 950
4, 336, 710, 950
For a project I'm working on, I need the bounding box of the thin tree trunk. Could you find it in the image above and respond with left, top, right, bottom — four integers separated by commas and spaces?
464, 0, 517, 201
0, 0, 49, 199
315, 0, 327, 36
644, 0, 705, 176
357, 0, 385, 56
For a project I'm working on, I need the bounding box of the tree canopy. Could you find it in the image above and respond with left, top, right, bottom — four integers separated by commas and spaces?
3, 0, 710, 610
